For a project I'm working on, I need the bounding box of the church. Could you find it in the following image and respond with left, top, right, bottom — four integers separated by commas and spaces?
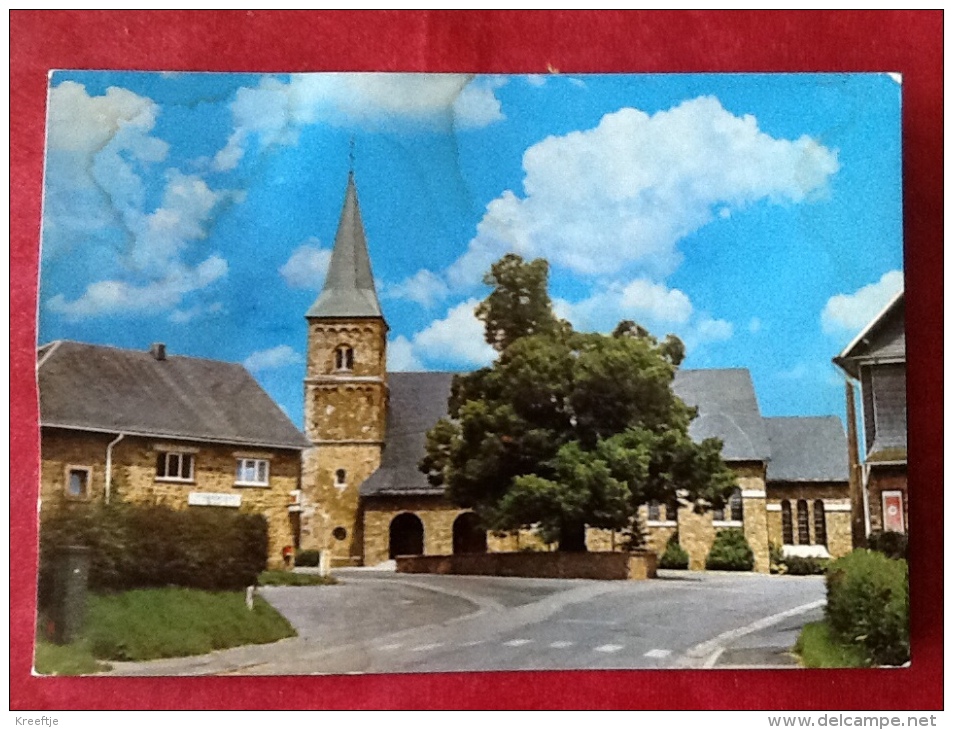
296, 174, 855, 574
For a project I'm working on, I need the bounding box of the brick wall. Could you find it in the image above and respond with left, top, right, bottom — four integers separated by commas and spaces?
40, 428, 300, 569
867, 465, 908, 534
396, 551, 657, 580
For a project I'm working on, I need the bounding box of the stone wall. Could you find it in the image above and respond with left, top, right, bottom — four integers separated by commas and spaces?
362, 495, 468, 567
40, 428, 301, 569
765, 481, 853, 559
867, 465, 908, 534
396, 551, 657, 581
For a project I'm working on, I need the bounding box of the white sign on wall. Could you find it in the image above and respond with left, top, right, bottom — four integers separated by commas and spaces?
188, 492, 242, 508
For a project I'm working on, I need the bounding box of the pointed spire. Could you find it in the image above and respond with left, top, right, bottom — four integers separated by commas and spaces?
306, 172, 384, 319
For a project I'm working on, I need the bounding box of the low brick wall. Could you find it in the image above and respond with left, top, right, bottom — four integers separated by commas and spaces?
396, 551, 656, 580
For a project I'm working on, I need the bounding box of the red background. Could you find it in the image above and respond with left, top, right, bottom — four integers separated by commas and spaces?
10, 11, 942, 710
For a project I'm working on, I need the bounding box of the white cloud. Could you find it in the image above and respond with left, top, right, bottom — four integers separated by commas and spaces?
214, 73, 506, 171
394, 299, 496, 369
383, 269, 450, 308
47, 256, 228, 320
447, 96, 839, 287
689, 317, 734, 345
280, 238, 332, 289
525, 75, 547, 88
555, 278, 693, 332
243, 345, 303, 372
387, 335, 424, 372
169, 301, 224, 324
821, 270, 903, 335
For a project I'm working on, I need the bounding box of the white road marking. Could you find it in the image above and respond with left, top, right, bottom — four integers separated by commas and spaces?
560, 619, 618, 626
549, 641, 574, 649
503, 639, 533, 647
461, 640, 485, 647
594, 644, 624, 653
644, 649, 671, 659
411, 642, 443, 652
377, 644, 402, 651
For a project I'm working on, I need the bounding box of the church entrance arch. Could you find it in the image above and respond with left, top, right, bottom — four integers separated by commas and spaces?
452, 512, 487, 555
389, 512, 424, 558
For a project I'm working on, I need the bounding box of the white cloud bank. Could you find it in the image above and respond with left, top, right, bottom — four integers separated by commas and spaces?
821, 270, 903, 336
280, 238, 332, 290
388, 299, 495, 371
243, 345, 303, 372
214, 74, 506, 172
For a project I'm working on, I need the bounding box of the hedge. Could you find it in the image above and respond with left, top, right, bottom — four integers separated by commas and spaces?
705, 529, 754, 571
866, 530, 908, 561
39, 502, 269, 604
825, 550, 909, 666
658, 534, 689, 570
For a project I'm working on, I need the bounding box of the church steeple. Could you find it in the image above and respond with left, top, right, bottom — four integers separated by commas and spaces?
306, 172, 383, 319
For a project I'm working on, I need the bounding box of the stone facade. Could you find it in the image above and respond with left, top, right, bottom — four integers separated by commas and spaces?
40, 427, 300, 569
765, 482, 853, 560
362, 495, 467, 567
301, 317, 387, 566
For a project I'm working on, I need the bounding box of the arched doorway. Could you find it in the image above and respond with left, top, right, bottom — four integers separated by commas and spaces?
452, 512, 487, 554
389, 513, 424, 558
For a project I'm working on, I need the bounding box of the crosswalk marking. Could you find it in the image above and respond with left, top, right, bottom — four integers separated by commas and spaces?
644, 649, 671, 659
549, 641, 574, 649
411, 642, 443, 652
461, 640, 485, 647
594, 644, 624, 653
503, 639, 533, 647
377, 643, 402, 651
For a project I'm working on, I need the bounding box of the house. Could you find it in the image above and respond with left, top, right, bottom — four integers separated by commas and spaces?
833, 290, 907, 536
297, 173, 854, 573
37, 340, 311, 569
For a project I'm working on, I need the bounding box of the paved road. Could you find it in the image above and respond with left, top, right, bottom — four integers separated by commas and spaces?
109, 570, 824, 676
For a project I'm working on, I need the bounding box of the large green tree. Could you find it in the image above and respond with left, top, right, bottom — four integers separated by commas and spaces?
420, 254, 737, 551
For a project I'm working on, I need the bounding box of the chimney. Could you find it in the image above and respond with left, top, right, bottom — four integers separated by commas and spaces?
149, 342, 167, 361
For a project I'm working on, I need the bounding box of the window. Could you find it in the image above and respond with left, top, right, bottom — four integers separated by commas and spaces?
714, 489, 743, 523
665, 498, 679, 522
781, 501, 794, 545
65, 467, 90, 499
797, 499, 810, 545
236, 458, 269, 486
334, 345, 354, 371
156, 451, 194, 482
647, 501, 661, 521
335, 468, 347, 486
332, 526, 348, 541
813, 500, 827, 547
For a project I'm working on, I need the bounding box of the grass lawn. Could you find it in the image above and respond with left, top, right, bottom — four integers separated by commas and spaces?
795, 621, 867, 668
35, 587, 296, 674
257, 570, 337, 586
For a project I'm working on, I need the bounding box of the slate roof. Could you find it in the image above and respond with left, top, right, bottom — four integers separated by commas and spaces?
672, 368, 771, 462
38, 340, 310, 450
360, 372, 455, 497
361, 367, 773, 498
764, 416, 849, 482
306, 172, 384, 319
834, 290, 905, 379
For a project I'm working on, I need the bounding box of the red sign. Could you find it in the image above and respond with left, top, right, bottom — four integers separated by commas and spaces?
883, 492, 905, 533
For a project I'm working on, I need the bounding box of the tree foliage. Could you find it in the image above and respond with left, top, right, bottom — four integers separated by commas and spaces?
420, 254, 737, 551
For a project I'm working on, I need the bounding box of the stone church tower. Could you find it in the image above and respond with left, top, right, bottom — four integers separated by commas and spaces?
301, 172, 387, 566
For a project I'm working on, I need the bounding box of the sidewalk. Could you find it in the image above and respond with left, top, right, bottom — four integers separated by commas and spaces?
711, 605, 825, 668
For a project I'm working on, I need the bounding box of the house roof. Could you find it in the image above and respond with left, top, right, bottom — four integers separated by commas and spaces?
306, 172, 384, 320
38, 340, 311, 450
833, 290, 905, 379
672, 368, 772, 462
764, 416, 849, 482
361, 367, 773, 498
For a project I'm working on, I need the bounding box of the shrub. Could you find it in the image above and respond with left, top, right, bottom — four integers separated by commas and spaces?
783, 556, 830, 576
705, 529, 754, 571
867, 530, 908, 560
294, 549, 321, 567
769, 543, 787, 574
825, 550, 909, 666
658, 534, 689, 570
38, 502, 269, 600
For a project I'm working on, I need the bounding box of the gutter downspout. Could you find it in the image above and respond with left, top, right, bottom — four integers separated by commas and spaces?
105, 433, 126, 504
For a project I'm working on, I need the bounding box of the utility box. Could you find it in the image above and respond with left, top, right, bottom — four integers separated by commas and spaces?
49, 545, 91, 645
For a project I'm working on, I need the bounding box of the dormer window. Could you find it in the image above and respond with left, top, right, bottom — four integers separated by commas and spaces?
334, 345, 354, 371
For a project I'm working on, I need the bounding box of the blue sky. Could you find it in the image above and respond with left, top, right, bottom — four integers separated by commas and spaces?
38, 72, 903, 429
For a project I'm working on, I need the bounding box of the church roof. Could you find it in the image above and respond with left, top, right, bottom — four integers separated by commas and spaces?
306, 172, 384, 319
764, 416, 849, 482
360, 367, 775, 498
38, 340, 310, 450
833, 290, 905, 379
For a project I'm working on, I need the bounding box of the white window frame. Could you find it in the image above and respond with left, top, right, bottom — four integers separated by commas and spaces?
235, 457, 270, 487
64, 465, 91, 500
156, 451, 195, 483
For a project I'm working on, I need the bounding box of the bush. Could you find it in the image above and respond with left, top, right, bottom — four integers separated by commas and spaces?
783, 556, 830, 576
294, 549, 321, 567
825, 550, 909, 666
658, 534, 689, 569
705, 529, 754, 571
769, 543, 787, 574
867, 530, 908, 560
38, 502, 269, 601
